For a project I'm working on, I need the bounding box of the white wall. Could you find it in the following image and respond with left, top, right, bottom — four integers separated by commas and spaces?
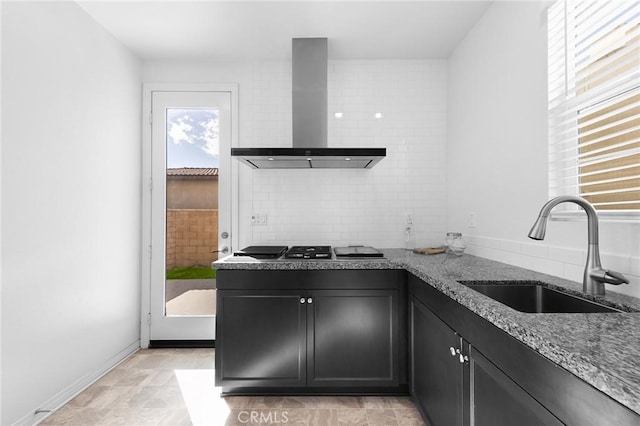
0, 1, 4, 422
1, 2, 142, 424
0, 2, 4, 421
144, 59, 448, 249
448, 1, 640, 298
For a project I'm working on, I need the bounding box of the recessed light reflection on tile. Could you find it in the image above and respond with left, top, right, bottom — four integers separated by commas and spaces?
374, 112, 383, 119
334, 112, 344, 119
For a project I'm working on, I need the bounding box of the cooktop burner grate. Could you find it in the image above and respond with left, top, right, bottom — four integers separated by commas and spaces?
284, 246, 332, 259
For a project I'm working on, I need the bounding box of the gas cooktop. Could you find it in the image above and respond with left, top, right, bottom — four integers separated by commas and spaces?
284, 246, 332, 259
232, 245, 384, 260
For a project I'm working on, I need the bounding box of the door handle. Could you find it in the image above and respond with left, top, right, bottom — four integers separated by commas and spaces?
212, 246, 229, 254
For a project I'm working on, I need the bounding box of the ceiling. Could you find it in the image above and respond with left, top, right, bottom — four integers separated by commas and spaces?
77, 1, 492, 61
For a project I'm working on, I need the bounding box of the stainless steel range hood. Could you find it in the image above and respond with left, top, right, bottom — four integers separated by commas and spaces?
232, 38, 386, 169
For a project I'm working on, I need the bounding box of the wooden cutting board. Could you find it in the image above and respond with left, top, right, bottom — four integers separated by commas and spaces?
413, 247, 446, 255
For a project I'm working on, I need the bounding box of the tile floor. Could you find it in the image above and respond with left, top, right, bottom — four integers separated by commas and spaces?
40, 348, 426, 426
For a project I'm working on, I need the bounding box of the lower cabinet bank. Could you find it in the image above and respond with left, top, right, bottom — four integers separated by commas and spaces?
408, 274, 639, 426
215, 269, 408, 393
215, 269, 639, 425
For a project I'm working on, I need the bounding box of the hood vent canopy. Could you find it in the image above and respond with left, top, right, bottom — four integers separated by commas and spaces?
232, 38, 386, 169
232, 147, 385, 169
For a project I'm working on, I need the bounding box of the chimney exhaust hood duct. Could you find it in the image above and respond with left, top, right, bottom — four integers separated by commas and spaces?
232, 38, 386, 169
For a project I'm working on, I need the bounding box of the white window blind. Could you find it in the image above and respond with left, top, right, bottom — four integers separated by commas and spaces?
548, 0, 640, 216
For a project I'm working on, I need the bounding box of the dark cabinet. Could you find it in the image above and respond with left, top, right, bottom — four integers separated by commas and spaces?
215, 270, 406, 392
409, 273, 639, 426
410, 297, 465, 426
470, 347, 562, 426
308, 289, 398, 387
410, 295, 562, 426
215, 290, 306, 388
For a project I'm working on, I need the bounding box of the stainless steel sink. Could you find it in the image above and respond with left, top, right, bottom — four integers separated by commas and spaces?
459, 281, 627, 313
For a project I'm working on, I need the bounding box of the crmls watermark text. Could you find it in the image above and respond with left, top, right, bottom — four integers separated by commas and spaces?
237, 410, 289, 424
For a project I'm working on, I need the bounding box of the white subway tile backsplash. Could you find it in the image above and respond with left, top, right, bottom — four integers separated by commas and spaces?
498, 239, 521, 256
470, 234, 640, 299
509, 252, 536, 271
482, 247, 510, 264
520, 240, 549, 259
243, 59, 448, 248
601, 252, 631, 274
533, 257, 565, 278
548, 245, 583, 266
562, 263, 584, 283
631, 258, 640, 276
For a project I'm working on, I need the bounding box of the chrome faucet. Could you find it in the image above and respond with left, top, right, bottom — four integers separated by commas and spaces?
528, 195, 629, 296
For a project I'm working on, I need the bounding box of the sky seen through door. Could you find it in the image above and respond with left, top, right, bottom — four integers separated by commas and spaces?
167, 108, 219, 168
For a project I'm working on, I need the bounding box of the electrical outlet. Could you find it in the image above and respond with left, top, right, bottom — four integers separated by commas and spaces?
406, 213, 413, 225
251, 214, 268, 226
468, 212, 477, 228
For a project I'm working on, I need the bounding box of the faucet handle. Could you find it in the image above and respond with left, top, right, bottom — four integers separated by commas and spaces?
604, 270, 629, 285
591, 269, 629, 285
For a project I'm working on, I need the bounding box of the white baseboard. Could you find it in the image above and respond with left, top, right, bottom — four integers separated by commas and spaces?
15, 340, 140, 426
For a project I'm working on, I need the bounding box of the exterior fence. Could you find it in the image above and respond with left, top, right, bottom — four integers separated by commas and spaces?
166, 208, 218, 270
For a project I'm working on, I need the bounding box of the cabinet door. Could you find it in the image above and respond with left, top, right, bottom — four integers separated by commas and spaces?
470, 347, 563, 426
215, 290, 306, 387
307, 289, 398, 387
410, 297, 464, 426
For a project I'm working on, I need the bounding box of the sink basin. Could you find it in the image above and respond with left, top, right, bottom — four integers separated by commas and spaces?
459, 281, 625, 313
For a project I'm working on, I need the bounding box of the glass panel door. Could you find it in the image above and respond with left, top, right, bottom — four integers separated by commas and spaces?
149, 90, 232, 341
165, 108, 218, 317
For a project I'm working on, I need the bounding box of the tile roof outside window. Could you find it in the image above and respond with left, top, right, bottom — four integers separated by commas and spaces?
167, 167, 218, 176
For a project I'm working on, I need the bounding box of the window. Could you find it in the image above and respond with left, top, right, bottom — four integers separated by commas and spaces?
548, 0, 639, 217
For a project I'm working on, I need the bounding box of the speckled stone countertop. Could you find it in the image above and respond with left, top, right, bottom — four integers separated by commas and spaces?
213, 249, 640, 414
